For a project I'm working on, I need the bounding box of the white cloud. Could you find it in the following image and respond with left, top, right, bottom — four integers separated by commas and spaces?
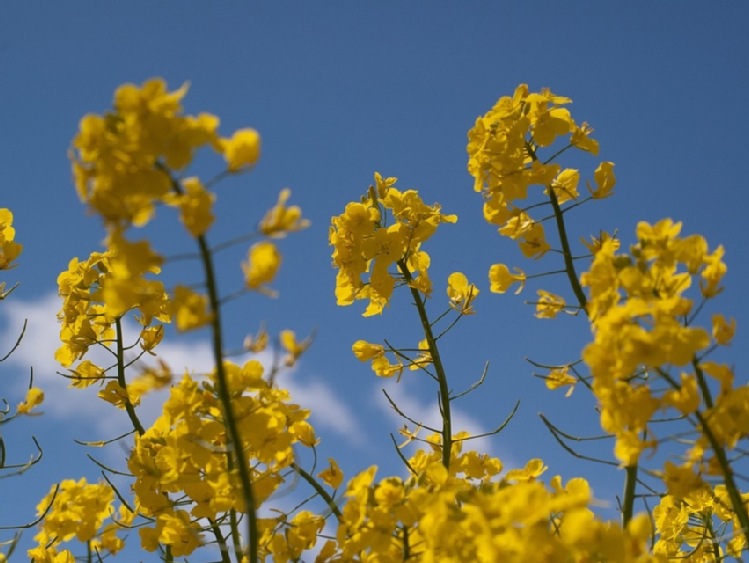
0, 293, 364, 448
283, 372, 366, 447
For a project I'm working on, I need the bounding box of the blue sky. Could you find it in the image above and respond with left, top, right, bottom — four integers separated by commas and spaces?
1, 3, 748, 560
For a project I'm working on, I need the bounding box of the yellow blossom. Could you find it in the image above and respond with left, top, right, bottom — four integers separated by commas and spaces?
221, 128, 261, 171
318, 458, 344, 489
170, 285, 213, 331
243, 241, 281, 294
163, 177, 215, 236
535, 290, 566, 318
259, 188, 309, 237
488, 264, 526, 294
446, 271, 479, 314
17, 387, 44, 414
588, 161, 616, 199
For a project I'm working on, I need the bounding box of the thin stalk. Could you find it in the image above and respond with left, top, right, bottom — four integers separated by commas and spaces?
162, 166, 258, 561
397, 259, 452, 468
547, 185, 587, 311
291, 462, 343, 520
196, 232, 258, 561
114, 317, 145, 436
621, 463, 638, 527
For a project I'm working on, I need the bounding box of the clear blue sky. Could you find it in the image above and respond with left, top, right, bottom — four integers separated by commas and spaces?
1, 4, 747, 560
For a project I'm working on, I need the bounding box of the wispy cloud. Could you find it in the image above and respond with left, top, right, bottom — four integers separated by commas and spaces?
0, 293, 364, 448
282, 370, 366, 447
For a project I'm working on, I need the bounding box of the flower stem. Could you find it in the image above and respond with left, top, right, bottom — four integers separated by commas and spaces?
397, 259, 453, 468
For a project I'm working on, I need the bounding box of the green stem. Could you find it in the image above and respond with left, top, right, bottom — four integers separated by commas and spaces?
291, 462, 343, 520
547, 189, 587, 311
196, 232, 258, 562
114, 317, 145, 436
207, 517, 232, 563
397, 259, 452, 468
696, 409, 749, 548
660, 366, 749, 547
621, 463, 637, 527
162, 165, 258, 562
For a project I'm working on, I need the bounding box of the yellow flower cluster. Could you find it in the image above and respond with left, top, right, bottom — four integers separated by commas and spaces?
55, 248, 169, 377
653, 486, 748, 558
330, 172, 456, 316
7, 79, 745, 561
21, 78, 313, 560
0, 208, 22, 300
128, 361, 314, 556
467, 85, 610, 258
581, 219, 729, 465
293, 437, 657, 562
29, 478, 125, 561
71, 78, 258, 229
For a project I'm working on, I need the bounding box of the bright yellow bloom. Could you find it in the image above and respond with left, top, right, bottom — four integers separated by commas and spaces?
446, 272, 479, 314
518, 222, 550, 258
16, 387, 44, 414
163, 177, 215, 236
488, 263, 526, 294
549, 168, 579, 204
318, 458, 344, 489
661, 461, 703, 498
662, 372, 700, 415
243, 241, 281, 293
67, 360, 105, 389
352, 340, 385, 361
260, 188, 309, 237
221, 128, 261, 171
588, 161, 616, 199
170, 285, 213, 331
32, 478, 118, 552
409, 338, 432, 371
139, 325, 164, 352
371, 355, 404, 379
545, 366, 577, 397
0, 208, 22, 271
504, 458, 547, 482
330, 173, 454, 315
570, 122, 599, 154
71, 78, 220, 226
535, 290, 566, 318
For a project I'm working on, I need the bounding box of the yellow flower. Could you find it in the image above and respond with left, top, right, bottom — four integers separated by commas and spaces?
259, 188, 309, 237
163, 177, 215, 236
170, 285, 213, 331
318, 458, 344, 489
518, 222, 550, 259
0, 208, 22, 270
549, 168, 579, 204
17, 387, 44, 414
221, 128, 261, 171
244, 325, 269, 352
488, 264, 526, 294
587, 161, 616, 199
545, 366, 577, 397
535, 290, 566, 318
662, 372, 700, 415
243, 241, 281, 294
446, 272, 479, 314
661, 461, 703, 498
280, 330, 311, 367
505, 458, 547, 483
352, 340, 385, 361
